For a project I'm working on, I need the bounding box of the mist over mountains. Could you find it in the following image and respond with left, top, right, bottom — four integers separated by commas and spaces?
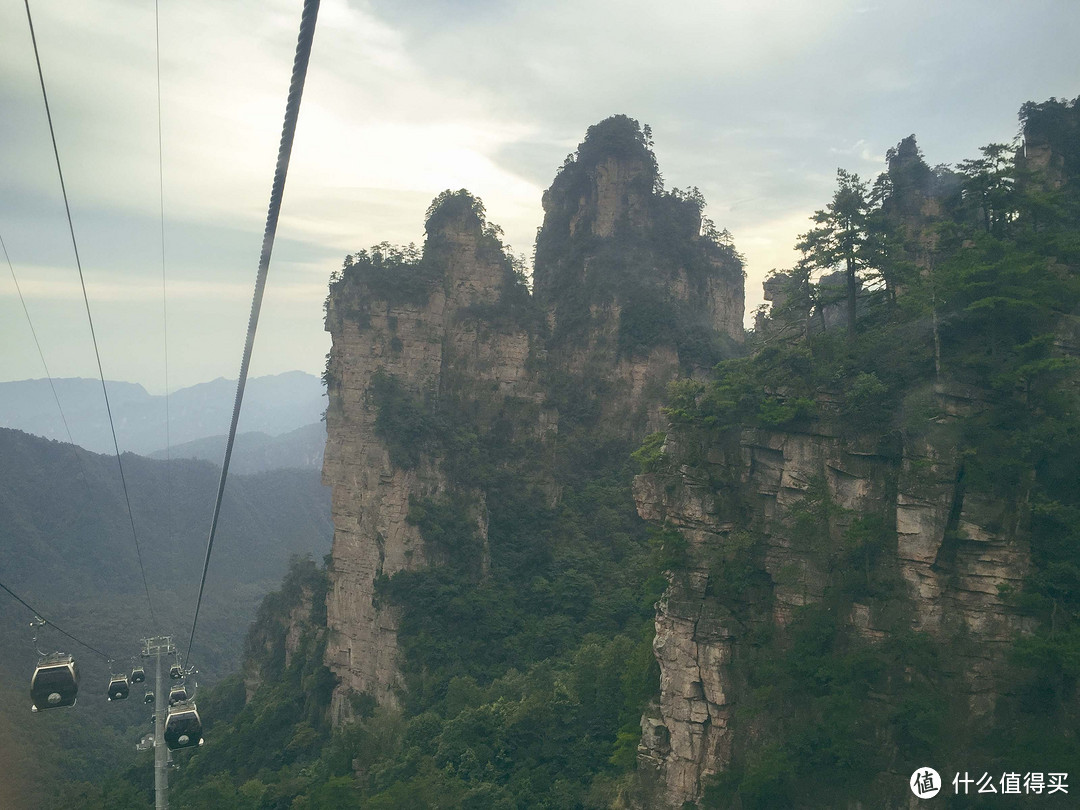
147, 421, 326, 474
0, 371, 325, 457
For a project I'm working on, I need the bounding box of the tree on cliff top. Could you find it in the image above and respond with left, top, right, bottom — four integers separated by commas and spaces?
797, 169, 874, 337
425, 188, 488, 234
573, 114, 660, 189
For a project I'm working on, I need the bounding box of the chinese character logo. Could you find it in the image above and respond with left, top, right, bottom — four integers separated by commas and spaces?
911, 767, 942, 798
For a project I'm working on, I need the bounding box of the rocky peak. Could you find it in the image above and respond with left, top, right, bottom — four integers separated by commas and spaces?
321, 118, 746, 722
424, 189, 506, 310
532, 116, 744, 372
586, 152, 652, 238
883, 134, 933, 215
534, 115, 659, 299
1018, 97, 1079, 190
545, 114, 658, 236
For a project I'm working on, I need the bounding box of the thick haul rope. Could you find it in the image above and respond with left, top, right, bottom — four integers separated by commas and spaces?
186, 0, 321, 662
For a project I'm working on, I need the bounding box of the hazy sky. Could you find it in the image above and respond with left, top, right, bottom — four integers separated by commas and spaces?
2, 0, 1077, 392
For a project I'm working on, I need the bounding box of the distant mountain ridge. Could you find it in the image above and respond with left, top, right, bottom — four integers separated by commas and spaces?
0, 371, 326, 456
148, 421, 326, 473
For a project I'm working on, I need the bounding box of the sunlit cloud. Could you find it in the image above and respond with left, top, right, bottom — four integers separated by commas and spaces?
0, 273, 312, 303
2, 0, 1077, 387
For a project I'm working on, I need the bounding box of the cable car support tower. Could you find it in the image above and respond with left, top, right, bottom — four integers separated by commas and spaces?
143, 636, 174, 810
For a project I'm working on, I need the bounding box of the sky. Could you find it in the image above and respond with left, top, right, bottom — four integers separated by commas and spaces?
1, 0, 1078, 393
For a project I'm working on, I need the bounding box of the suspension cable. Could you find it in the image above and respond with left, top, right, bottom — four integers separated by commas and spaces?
0, 579, 113, 661
23, 0, 157, 630
186, 0, 321, 663
155, 0, 173, 543
2, 231, 94, 491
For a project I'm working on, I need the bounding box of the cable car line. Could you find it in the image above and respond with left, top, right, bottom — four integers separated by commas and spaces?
0, 578, 114, 661
185, 0, 322, 664
2, 231, 94, 492
12, 5, 318, 795
155, 0, 175, 566
155, 0, 172, 454
23, 0, 157, 631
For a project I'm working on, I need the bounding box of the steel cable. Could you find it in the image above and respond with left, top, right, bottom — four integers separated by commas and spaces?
186, 0, 321, 662
0, 579, 113, 661
23, 0, 158, 631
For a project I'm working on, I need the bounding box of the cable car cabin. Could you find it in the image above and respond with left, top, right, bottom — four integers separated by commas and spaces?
130, 666, 145, 684
107, 674, 130, 701
164, 701, 203, 750
169, 664, 182, 680
144, 691, 154, 704
30, 653, 79, 711
168, 686, 188, 706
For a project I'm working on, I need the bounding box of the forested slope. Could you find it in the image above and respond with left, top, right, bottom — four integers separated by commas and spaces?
0, 428, 332, 808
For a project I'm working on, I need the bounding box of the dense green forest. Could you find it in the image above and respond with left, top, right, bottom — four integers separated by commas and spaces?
49, 96, 1080, 808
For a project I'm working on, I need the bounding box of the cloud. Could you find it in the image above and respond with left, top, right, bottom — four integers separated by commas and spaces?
0, 270, 311, 303
2, 0, 1078, 386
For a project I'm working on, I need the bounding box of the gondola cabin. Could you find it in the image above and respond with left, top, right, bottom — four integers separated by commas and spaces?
168, 685, 188, 706
130, 666, 145, 684
144, 691, 154, 704
107, 674, 130, 701
30, 653, 79, 711
169, 664, 182, 680
164, 701, 203, 750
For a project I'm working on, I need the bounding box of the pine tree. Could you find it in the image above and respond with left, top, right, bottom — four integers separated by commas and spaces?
797, 169, 872, 337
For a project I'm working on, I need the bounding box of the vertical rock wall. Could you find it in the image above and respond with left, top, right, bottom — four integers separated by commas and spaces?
322, 207, 536, 716
632, 389, 1031, 807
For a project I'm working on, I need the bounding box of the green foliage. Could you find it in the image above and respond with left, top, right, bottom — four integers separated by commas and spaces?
163, 559, 338, 807
331, 242, 436, 315
425, 189, 488, 234
327, 190, 540, 344
407, 494, 482, 571
617, 293, 678, 357
56, 780, 151, 810
703, 606, 948, 808
702, 530, 770, 610
840, 371, 890, 429
617, 292, 734, 367
797, 168, 875, 333
370, 370, 440, 468
664, 347, 833, 433
572, 114, 661, 188
756, 394, 816, 427
648, 524, 689, 570
630, 431, 666, 473
164, 507, 661, 809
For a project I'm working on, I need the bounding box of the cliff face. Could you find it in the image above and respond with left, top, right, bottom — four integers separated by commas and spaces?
534, 116, 744, 435
243, 557, 330, 702
322, 199, 539, 714
321, 118, 744, 720
631, 392, 1031, 806
534, 117, 744, 351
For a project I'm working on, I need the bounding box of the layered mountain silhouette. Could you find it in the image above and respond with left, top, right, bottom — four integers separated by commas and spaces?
0, 371, 325, 458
